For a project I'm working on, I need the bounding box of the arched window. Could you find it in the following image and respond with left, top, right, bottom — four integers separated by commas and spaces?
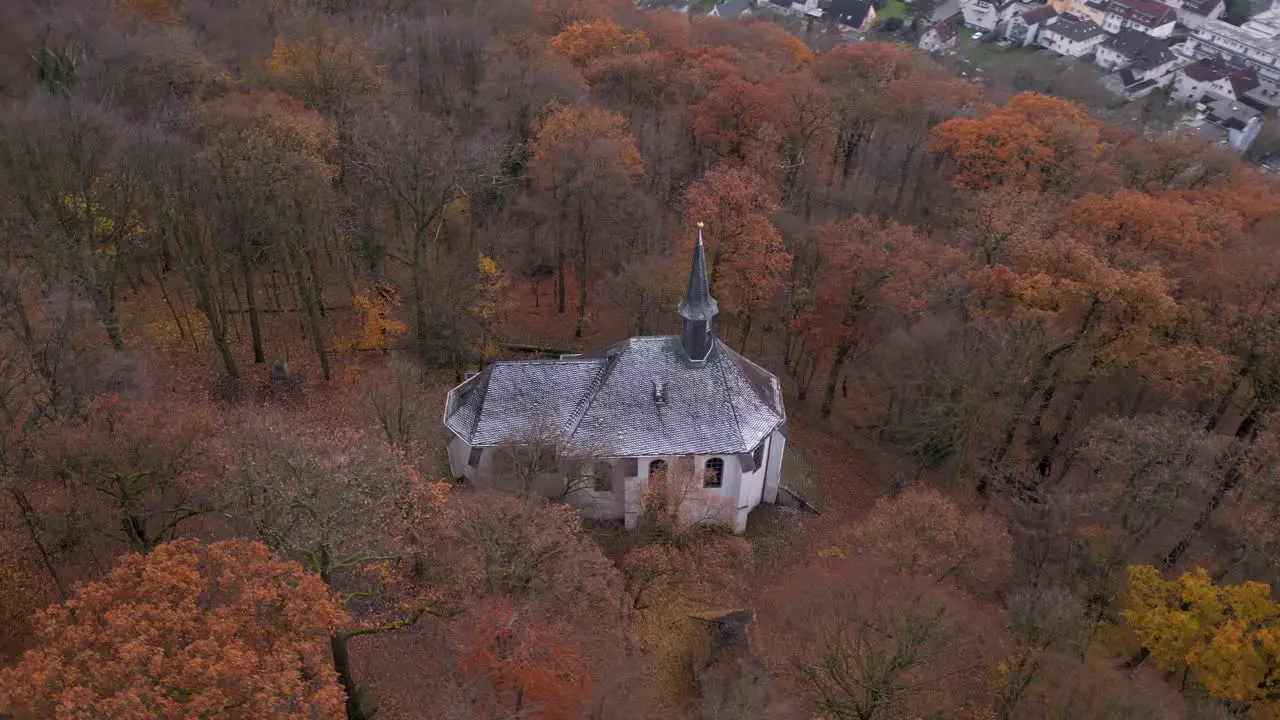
704, 458, 724, 488
648, 459, 668, 480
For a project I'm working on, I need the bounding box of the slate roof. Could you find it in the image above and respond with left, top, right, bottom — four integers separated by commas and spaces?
444, 337, 785, 456
1104, 29, 1174, 69
1045, 14, 1105, 41
825, 0, 875, 27
713, 0, 753, 17
1182, 56, 1232, 81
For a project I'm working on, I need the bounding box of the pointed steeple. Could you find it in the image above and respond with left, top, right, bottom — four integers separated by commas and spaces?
678, 223, 718, 362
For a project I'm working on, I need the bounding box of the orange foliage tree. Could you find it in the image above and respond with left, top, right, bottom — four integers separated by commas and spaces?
550, 19, 650, 68
454, 600, 592, 720
0, 539, 347, 719
682, 165, 790, 350
928, 93, 1105, 195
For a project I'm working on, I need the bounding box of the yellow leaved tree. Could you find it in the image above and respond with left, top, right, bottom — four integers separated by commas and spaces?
1121, 565, 1280, 716
472, 254, 510, 362
353, 282, 407, 353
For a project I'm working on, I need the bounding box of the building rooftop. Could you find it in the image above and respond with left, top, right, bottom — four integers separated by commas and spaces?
1046, 14, 1105, 40
1104, 28, 1175, 69
1019, 5, 1059, 24
443, 337, 786, 456
1242, 80, 1280, 109
1108, 0, 1177, 28
444, 229, 785, 458
1203, 91, 1262, 130
713, 0, 753, 17
825, 0, 876, 27
1181, 0, 1222, 15
929, 19, 959, 41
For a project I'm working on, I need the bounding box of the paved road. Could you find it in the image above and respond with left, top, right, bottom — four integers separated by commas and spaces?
932, 0, 961, 21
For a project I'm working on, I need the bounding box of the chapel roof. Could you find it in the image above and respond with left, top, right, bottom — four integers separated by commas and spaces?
443, 337, 785, 456
443, 228, 785, 457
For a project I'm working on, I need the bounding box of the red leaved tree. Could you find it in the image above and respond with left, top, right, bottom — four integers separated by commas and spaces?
454, 599, 592, 720
0, 538, 347, 719
794, 216, 962, 417
682, 165, 790, 351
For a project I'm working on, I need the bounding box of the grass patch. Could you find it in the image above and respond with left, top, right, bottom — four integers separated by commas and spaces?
875, 0, 906, 23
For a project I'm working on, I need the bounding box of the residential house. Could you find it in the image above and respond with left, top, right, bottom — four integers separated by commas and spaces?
1099, 0, 1177, 38
920, 18, 960, 51
1172, 55, 1260, 102
1096, 29, 1181, 96
1191, 93, 1264, 150
444, 229, 788, 535
1073, 0, 1112, 23
1006, 5, 1059, 46
711, 0, 755, 17
1174, 0, 1225, 29
824, 0, 877, 31
963, 0, 1022, 32
1183, 9, 1280, 84
1240, 79, 1280, 110
1039, 13, 1108, 56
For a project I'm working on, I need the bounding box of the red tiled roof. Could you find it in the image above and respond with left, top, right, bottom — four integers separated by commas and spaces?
1230, 66, 1261, 97
1020, 5, 1059, 24
1183, 56, 1231, 81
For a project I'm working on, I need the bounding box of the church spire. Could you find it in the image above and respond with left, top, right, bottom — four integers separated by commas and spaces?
678, 222, 718, 363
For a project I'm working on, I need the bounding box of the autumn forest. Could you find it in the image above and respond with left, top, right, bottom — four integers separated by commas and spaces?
0, 0, 1279, 717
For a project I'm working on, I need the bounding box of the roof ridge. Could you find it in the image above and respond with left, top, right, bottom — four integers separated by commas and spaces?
712, 342, 748, 453
561, 349, 623, 453
468, 367, 493, 441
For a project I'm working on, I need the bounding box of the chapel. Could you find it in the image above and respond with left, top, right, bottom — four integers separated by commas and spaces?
443, 227, 787, 533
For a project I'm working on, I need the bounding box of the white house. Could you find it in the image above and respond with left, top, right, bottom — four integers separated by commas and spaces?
1099, 0, 1177, 38
1192, 93, 1264, 150
1172, 56, 1260, 103
1006, 5, 1059, 46
1183, 10, 1280, 85
443, 229, 788, 535
1039, 13, 1107, 55
963, 0, 1023, 32
1175, 0, 1224, 29
1096, 29, 1181, 96
919, 19, 960, 52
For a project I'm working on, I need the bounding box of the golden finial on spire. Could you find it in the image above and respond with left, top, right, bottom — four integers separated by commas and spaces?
696, 221, 705, 229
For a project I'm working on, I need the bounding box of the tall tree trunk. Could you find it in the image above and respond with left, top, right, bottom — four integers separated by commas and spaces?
242, 254, 265, 363
739, 312, 753, 353
556, 245, 566, 316
411, 260, 428, 357
330, 633, 366, 720
1163, 405, 1263, 569
820, 342, 853, 418
575, 205, 589, 339
102, 282, 124, 351
1206, 357, 1252, 432
1036, 379, 1091, 478
10, 488, 68, 601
